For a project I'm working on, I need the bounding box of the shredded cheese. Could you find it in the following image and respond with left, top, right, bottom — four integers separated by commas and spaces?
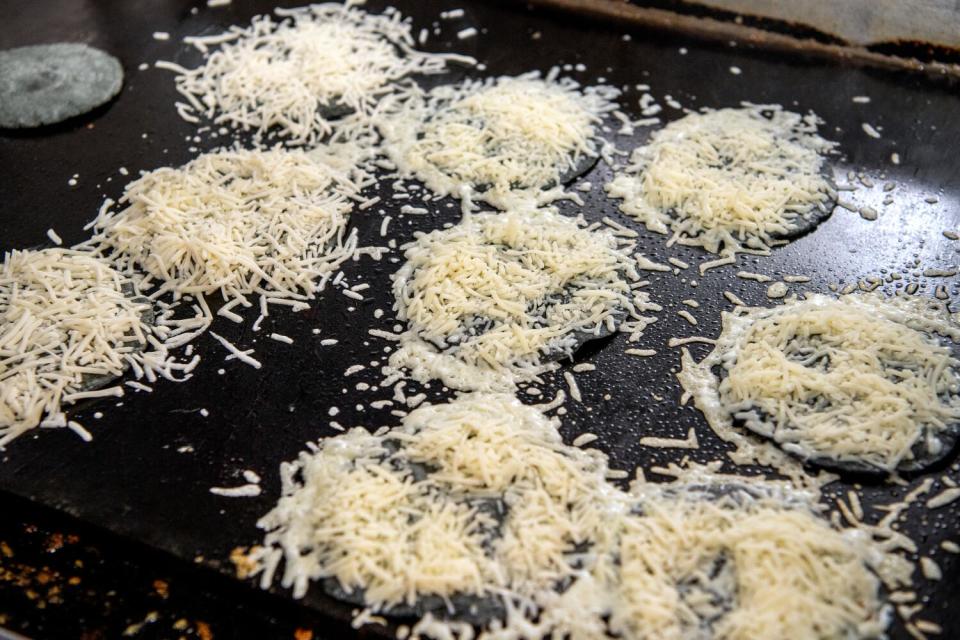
379, 73, 618, 209
249, 399, 893, 640
606, 105, 836, 256
607, 477, 887, 640
250, 393, 619, 606
92, 148, 357, 315
639, 428, 699, 449
384, 208, 658, 391
679, 293, 960, 473
166, 3, 457, 145
0, 249, 183, 446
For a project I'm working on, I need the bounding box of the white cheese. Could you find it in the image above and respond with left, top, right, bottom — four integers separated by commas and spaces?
639, 428, 698, 449
679, 293, 960, 473
248, 401, 892, 640
765, 281, 789, 298
383, 208, 659, 391
92, 149, 356, 316
919, 557, 942, 581
862, 122, 882, 139
608, 477, 887, 640
926, 487, 960, 509
210, 484, 262, 497
606, 105, 836, 256
379, 73, 618, 209
250, 394, 620, 604
166, 3, 458, 145
0, 249, 186, 446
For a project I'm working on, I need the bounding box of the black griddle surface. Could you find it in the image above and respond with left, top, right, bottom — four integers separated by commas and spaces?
1, 0, 959, 638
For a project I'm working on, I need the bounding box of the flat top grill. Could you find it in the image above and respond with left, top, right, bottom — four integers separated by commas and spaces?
0, 0, 958, 637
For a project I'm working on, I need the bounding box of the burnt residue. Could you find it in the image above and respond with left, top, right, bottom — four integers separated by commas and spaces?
632, 1, 960, 66
869, 40, 960, 66
626, 0, 849, 46
515, 0, 960, 79
0, 493, 350, 638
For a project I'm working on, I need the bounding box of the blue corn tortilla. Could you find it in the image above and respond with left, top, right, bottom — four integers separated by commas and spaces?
0, 43, 123, 128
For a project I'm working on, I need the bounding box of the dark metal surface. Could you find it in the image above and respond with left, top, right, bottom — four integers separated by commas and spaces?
0, 490, 342, 638
1, 0, 959, 637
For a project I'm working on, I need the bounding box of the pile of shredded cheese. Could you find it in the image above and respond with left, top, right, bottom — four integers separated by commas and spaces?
250, 395, 893, 640
679, 294, 960, 473
379, 73, 618, 208
251, 393, 619, 606
0, 249, 189, 446
385, 208, 659, 391
91, 148, 358, 316
165, 3, 457, 145
604, 477, 888, 640
606, 105, 836, 257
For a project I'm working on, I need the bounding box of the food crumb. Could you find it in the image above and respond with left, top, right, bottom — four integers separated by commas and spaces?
152, 579, 169, 598
196, 620, 213, 640
766, 282, 789, 298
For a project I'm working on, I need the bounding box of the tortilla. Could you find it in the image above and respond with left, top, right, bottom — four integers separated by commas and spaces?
0, 43, 123, 128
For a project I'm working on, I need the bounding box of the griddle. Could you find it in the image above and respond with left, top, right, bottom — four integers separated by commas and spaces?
1, 0, 959, 637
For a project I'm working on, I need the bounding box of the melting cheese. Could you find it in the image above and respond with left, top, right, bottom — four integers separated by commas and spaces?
680, 293, 960, 473
379, 73, 618, 209
384, 208, 659, 391
606, 482, 887, 640
606, 105, 836, 256
251, 393, 618, 606
250, 395, 893, 640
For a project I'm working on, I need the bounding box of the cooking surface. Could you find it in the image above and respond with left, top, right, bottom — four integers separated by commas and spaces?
1, 0, 959, 637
